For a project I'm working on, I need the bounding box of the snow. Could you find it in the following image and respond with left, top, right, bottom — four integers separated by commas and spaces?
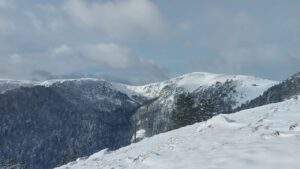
0, 79, 34, 84
56, 97, 300, 169
124, 72, 277, 107
126, 72, 274, 95
1, 72, 277, 107
0, 79, 37, 87
131, 129, 146, 142
0, 79, 37, 93
40, 78, 102, 87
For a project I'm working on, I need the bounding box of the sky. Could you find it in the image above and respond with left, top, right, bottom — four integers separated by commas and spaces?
0, 0, 299, 84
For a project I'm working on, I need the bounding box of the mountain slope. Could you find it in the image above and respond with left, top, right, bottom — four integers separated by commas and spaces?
126, 72, 276, 105
0, 79, 36, 94
0, 79, 140, 169
0, 73, 277, 168
56, 97, 300, 169
126, 72, 277, 138
236, 72, 300, 111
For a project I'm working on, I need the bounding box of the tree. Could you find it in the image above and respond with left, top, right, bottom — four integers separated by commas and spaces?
197, 98, 214, 120
171, 93, 195, 129
171, 93, 214, 129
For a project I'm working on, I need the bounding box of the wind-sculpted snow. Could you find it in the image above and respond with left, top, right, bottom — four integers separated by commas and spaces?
56, 97, 300, 169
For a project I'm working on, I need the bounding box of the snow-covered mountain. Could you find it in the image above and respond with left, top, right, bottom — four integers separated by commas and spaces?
0, 72, 278, 169
126, 72, 276, 106
123, 72, 277, 138
56, 96, 300, 169
236, 72, 300, 111
0, 78, 140, 169
1, 72, 277, 105
0, 79, 36, 94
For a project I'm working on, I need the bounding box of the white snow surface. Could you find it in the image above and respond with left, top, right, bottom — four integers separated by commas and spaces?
56, 97, 300, 169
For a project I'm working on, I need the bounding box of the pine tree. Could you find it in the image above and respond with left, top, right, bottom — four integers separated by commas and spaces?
172, 94, 215, 129
196, 98, 214, 120
171, 93, 196, 129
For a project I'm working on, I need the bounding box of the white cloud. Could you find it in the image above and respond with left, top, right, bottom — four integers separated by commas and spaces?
81, 43, 167, 77
83, 43, 131, 69
9, 53, 22, 65
63, 0, 166, 38
186, 5, 300, 79
51, 44, 73, 57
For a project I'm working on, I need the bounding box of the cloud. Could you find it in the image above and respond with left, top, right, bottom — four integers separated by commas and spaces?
82, 43, 131, 69
188, 5, 300, 79
63, 0, 166, 38
0, 42, 168, 84
0, 0, 169, 83
9, 53, 22, 65
1, 0, 298, 82
30, 70, 56, 80
209, 44, 300, 79
51, 44, 73, 57
80, 43, 168, 83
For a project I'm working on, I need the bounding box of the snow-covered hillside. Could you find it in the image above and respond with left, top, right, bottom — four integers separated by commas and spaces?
124, 72, 277, 138
0, 78, 141, 169
125, 72, 277, 107
1, 72, 277, 107
0, 79, 37, 94
56, 97, 300, 169
1, 72, 278, 140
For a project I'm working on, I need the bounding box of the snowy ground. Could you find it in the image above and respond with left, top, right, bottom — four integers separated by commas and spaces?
56, 97, 300, 169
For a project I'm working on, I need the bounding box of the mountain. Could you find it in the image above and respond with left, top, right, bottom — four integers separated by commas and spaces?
236, 72, 300, 111
0, 79, 140, 169
124, 72, 277, 138
56, 96, 300, 169
0, 72, 277, 169
0, 79, 36, 94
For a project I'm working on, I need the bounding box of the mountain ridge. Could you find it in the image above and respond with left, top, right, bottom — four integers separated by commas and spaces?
0, 72, 279, 169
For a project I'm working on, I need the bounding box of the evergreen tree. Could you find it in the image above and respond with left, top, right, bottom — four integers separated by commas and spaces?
171, 93, 214, 129
171, 93, 195, 129
197, 98, 214, 120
